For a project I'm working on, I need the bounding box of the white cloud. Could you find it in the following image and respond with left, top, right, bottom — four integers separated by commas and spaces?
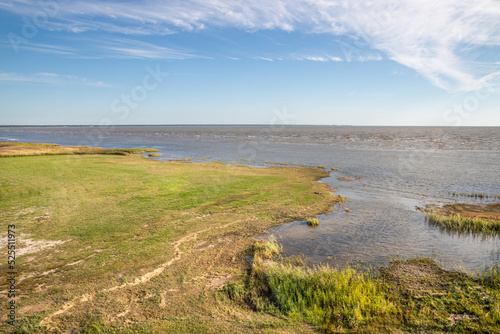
254, 56, 277, 61
2, 38, 199, 60
4, 0, 500, 92
0, 72, 112, 87
293, 55, 345, 62
94, 37, 199, 59
329, 56, 343, 62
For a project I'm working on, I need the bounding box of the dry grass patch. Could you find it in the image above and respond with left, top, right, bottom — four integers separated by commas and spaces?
0, 141, 158, 157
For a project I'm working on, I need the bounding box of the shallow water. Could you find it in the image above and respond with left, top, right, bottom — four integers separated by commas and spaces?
1, 125, 499, 272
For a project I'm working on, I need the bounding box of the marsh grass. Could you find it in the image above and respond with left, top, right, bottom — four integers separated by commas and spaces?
168, 157, 192, 162
449, 191, 500, 200
306, 218, 319, 226
148, 153, 162, 157
253, 235, 282, 259
237, 238, 395, 333
426, 211, 500, 235
230, 239, 500, 333
0, 141, 158, 157
337, 195, 347, 204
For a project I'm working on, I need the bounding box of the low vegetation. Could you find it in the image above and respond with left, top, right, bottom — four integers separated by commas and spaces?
0, 143, 337, 333
148, 153, 162, 157
337, 176, 361, 182
0, 141, 158, 157
226, 239, 500, 333
425, 203, 500, 235
4, 142, 500, 333
306, 218, 319, 226
449, 192, 500, 200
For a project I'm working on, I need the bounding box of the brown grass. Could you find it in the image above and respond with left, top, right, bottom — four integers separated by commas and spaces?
426, 203, 500, 223
0, 141, 158, 157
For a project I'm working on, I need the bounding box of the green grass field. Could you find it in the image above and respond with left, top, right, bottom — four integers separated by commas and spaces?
0, 146, 336, 333
1, 142, 499, 333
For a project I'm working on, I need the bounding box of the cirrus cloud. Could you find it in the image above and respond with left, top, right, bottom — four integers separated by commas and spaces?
3, 0, 500, 92
0, 72, 112, 87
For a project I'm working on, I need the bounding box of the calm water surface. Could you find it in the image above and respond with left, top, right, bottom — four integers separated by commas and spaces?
1, 126, 499, 272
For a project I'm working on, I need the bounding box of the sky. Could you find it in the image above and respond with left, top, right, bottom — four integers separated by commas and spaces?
1, 0, 500, 126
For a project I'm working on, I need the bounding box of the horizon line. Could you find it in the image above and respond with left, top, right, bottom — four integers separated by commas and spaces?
1, 124, 499, 128
0, 123, 500, 128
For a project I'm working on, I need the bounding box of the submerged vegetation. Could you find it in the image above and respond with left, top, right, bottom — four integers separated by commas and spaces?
337, 195, 347, 204
227, 238, 500, 333
449, 191, 500, 201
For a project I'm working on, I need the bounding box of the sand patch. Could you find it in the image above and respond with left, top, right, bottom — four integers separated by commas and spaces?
1, 234, 68, 257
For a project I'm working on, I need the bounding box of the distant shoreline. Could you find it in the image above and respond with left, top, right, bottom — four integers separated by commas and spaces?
1, 124, 499, 128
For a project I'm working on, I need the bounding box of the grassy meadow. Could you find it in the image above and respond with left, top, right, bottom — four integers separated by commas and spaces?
0, 142, 336, 333
1, 141, 500, 333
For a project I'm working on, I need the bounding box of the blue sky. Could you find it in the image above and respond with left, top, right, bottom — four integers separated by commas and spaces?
1, 0, 500, 126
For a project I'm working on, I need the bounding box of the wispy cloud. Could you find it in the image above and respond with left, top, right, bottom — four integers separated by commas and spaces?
21, 43, 78, 56
4, 0, 500, 91
253, 56, 278, 62
0, 72, 112, 87
1, 38, 199, 60
94, 37, 199, 59
293, 55, 344, 62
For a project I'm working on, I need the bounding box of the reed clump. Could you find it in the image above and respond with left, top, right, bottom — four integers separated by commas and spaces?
238, 238, 395, 333
337, 195, 347, 204
227, 238, 500, 333
148, 153, 161, 157
449, 191, 500, 200
306, 218, 319, 226
253, 235, 282, 260
426, 212, 500, 235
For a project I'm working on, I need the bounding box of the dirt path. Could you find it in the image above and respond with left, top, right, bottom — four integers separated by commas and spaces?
40, 218, 248, 331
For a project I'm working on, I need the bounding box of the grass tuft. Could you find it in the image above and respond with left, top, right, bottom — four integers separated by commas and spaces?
306, 218, 319, 226
253, 235, 282, 260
